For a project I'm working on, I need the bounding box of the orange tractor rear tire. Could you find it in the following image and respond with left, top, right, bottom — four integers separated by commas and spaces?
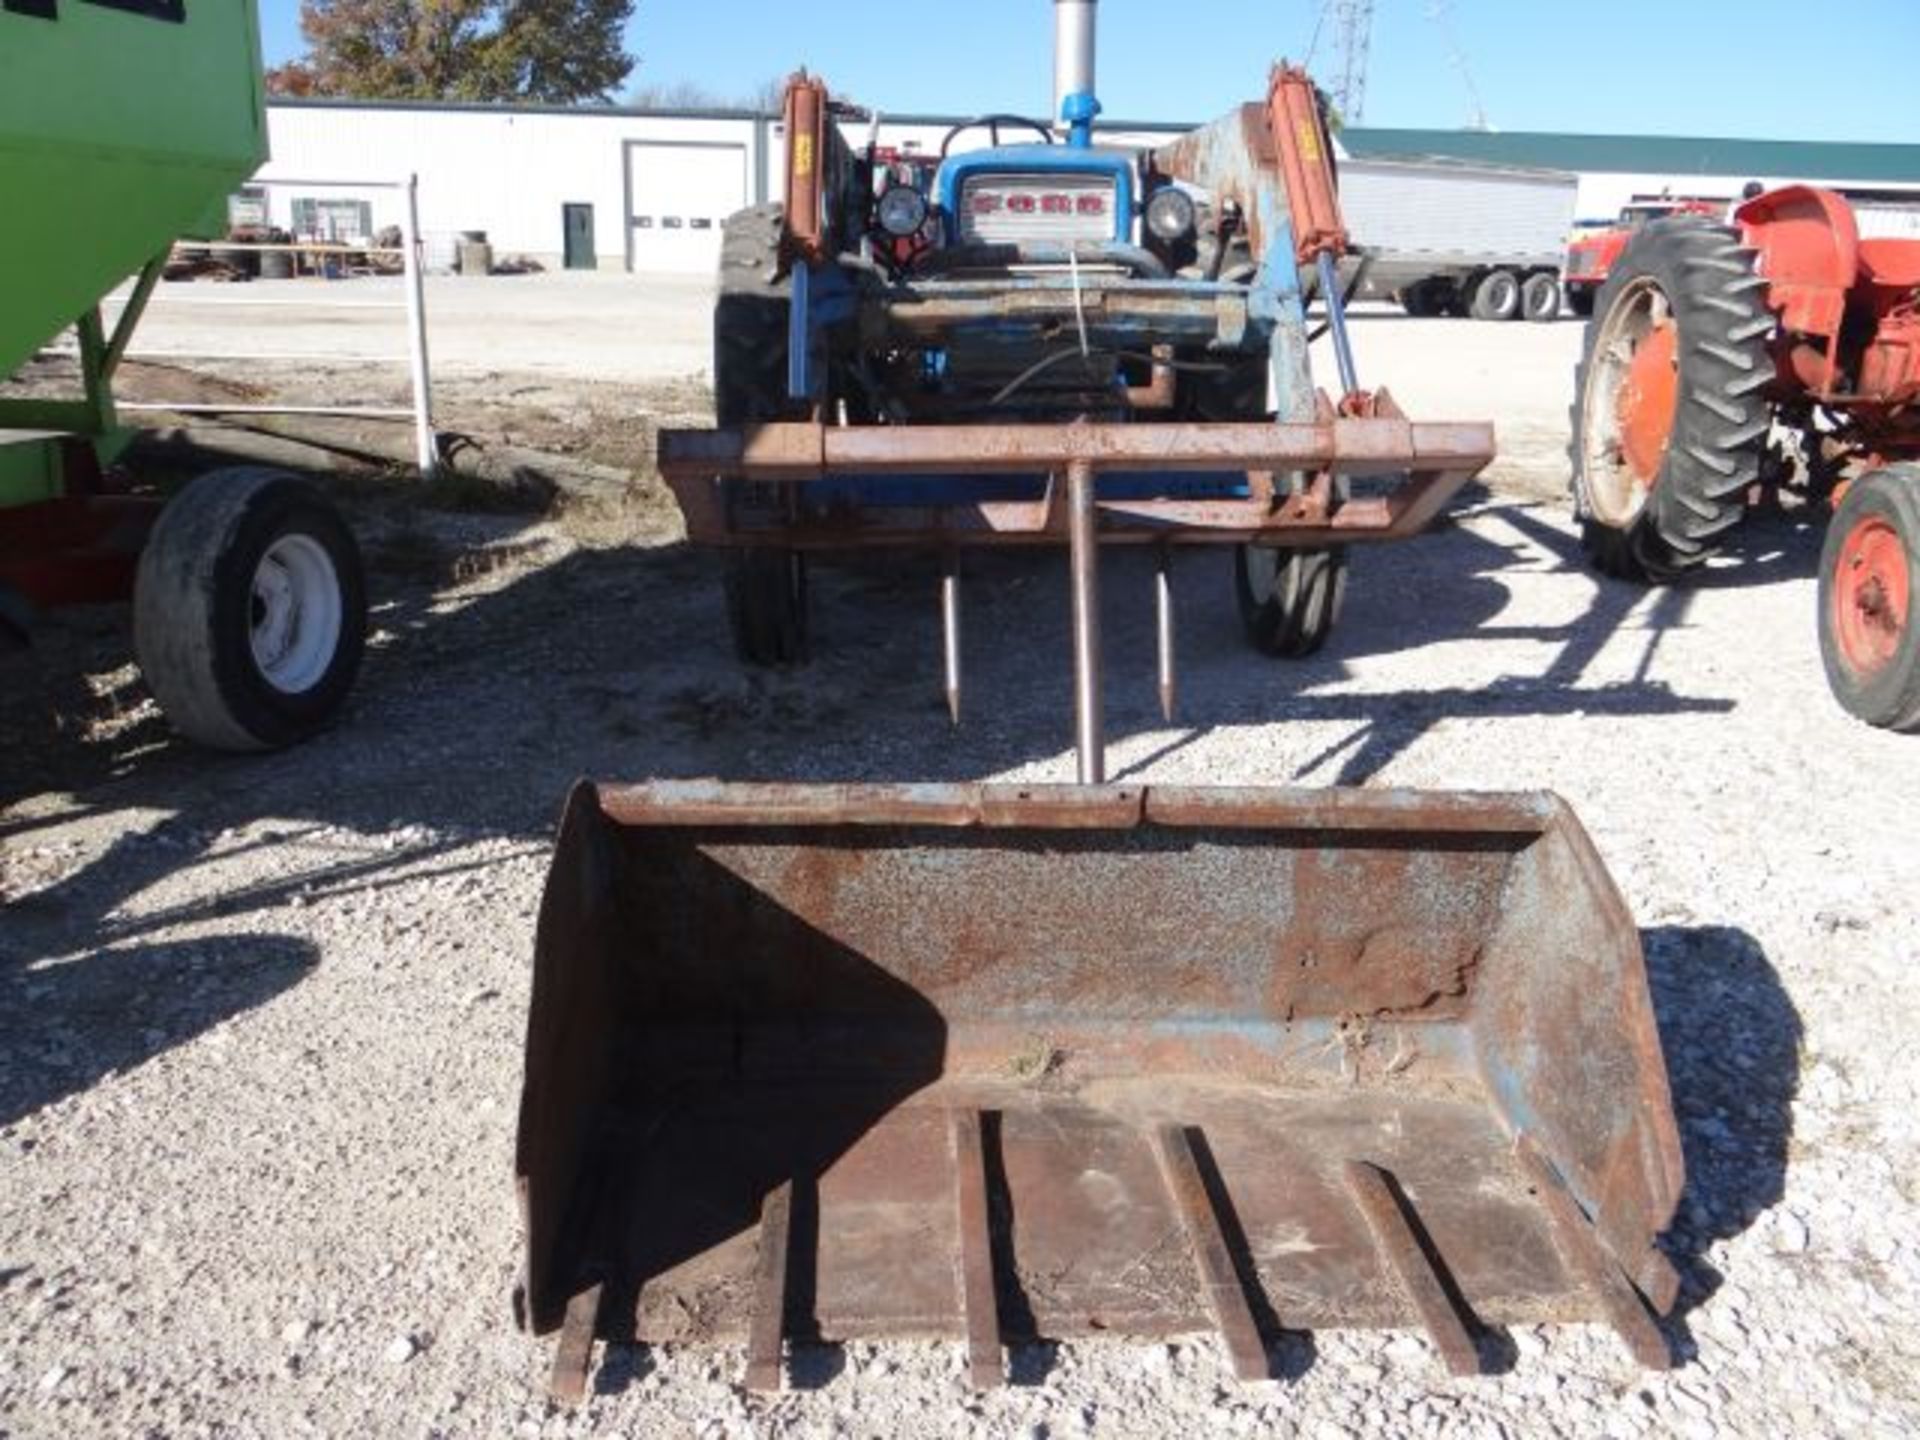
1569, 218, 1773, 582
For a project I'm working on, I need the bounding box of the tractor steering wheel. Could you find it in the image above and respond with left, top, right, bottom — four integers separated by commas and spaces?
940, 114, 1056, 159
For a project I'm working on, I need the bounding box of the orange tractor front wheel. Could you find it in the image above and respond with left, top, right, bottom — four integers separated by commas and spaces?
1818, 466, 1920, 731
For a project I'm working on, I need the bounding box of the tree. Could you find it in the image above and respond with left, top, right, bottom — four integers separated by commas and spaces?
265, 0, 635, 104
625, 76, 789, 114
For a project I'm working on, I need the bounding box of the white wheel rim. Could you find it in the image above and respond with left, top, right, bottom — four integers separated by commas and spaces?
249, 534, 342, 695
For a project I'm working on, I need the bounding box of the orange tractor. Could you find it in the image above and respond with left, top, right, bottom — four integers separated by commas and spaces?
1570, 185, 1920, 731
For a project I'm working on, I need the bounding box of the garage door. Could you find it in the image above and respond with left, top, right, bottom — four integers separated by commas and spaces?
626, 141, 749, 274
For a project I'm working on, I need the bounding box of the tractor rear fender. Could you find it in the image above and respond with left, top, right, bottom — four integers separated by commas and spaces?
1736, 184, 1860, 339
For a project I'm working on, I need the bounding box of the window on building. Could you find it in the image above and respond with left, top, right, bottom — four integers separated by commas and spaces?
290, 198, 374, 243
228, 187, 269, 230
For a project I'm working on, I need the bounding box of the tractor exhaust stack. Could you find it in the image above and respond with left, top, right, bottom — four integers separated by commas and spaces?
1053, 0, 1099, 126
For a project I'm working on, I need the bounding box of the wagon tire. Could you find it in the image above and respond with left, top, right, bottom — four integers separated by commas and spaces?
715, 202, 811, 666
133, 467, 365, 752
1817, 466, 1920, 731
1569, 217, 1773, 583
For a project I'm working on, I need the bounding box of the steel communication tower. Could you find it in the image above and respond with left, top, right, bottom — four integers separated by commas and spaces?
1324, 0, 1375, 124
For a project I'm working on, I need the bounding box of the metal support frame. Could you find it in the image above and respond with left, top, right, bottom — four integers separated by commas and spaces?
661, 409, 1493, 549
0, 252, 165, 442
50, 174, 442, 478
1067, 458, 1104, 784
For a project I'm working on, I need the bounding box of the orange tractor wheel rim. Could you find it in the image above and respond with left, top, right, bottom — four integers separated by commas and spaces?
1615, 321, 1679, 484
1833, 515, 1910, 676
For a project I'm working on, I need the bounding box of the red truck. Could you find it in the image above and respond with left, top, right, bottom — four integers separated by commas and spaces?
1562, 198, 1724, 315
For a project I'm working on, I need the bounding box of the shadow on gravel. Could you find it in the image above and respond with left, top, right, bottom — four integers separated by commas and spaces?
1639, 923, 1801, 1361
3, 485, 1763, 984
0, 931, 318, 1127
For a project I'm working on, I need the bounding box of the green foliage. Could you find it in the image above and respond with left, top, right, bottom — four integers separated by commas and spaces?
266, 0, 634, 104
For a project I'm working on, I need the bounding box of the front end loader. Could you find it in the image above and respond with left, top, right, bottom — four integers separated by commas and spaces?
516, 783, 1684, 1399
517, 1, 1688, 1402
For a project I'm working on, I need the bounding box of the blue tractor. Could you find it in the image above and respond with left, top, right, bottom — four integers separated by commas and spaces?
659, 0, 1494, 779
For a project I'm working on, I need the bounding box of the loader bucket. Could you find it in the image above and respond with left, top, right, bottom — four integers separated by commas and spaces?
516, 782, 1684, 1397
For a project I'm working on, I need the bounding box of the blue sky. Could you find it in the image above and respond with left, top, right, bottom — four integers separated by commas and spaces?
260, 0, 1920, 144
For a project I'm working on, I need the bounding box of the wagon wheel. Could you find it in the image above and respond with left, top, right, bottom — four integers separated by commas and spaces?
134, 467, 365, 751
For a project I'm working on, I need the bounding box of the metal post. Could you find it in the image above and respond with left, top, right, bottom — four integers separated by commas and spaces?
75, 309, 112, 434
399, 173, 439, 478
1316, 251, 1360, 397
941, 550, 962, 726
1067, 459, 1105, 784
1155, 547, 1175, 723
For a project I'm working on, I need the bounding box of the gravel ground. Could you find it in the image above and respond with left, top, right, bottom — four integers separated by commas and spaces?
4, 305, 1919, 1438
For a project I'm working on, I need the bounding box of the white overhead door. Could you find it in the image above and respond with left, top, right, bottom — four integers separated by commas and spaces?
626, 141, 749, 274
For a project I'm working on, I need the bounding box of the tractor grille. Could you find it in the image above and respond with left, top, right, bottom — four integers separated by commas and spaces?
957, 172, 1118, 245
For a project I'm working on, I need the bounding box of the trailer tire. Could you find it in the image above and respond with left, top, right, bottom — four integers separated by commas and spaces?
1569, 217, 1772, 582
1400, 281, 1441, 318
1817, 466, 1920, 731
1521, 271, 1561, 322
1468, 268, 1522, 321
715, 203, 809, 665
133, 468, 365, 752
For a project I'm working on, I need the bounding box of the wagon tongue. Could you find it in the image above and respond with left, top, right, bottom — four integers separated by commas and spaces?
515, 781, 1683, 1400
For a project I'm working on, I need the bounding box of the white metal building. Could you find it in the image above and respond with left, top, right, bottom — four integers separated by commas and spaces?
258, 98, 1920, 275
258, 100, 1184, 274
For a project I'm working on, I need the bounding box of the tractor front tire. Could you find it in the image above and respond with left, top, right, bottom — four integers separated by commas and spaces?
1235, 471, 1351, 659
1198, 361, 1351, 660
715, 203, 808, 665
725, 548, 809, 667
1817, 467, 1920, 731
1236, 540, 1347, 658
1569, 218, 1773, 582
133, 467, 365, 751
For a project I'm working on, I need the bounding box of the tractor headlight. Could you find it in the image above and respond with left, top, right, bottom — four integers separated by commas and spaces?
876, 184, 930, 238
1145, 186, 1196, 244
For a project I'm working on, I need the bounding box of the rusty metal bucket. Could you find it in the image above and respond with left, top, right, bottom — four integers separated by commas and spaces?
515, 782, 1684, 1399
